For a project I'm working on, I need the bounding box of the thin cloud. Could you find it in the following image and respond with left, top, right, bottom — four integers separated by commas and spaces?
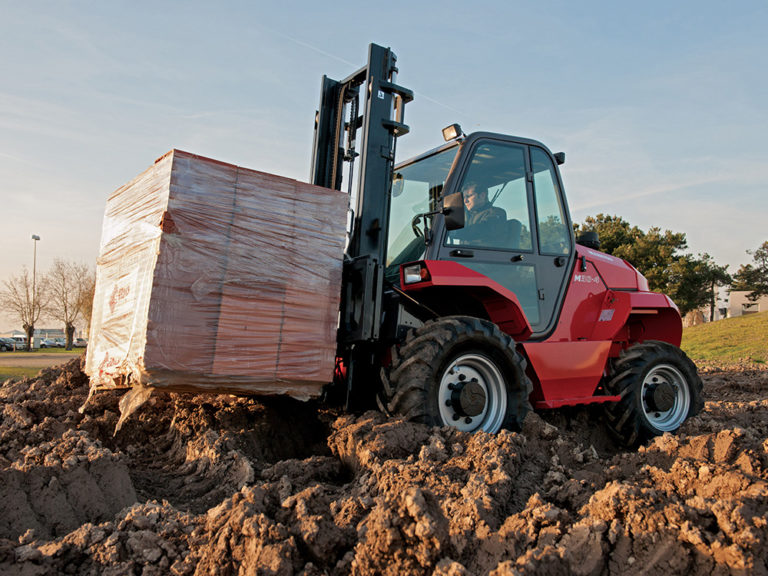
263, 29, 476, 125
412, 91, 474, 121
572, 173, 731, 212
0, 151, 24, 163
269, 31, 358, 68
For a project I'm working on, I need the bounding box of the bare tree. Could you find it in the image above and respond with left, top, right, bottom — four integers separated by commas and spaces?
0, 268, 47, 351
78, 269, 96, 337
46, 259, 92, 349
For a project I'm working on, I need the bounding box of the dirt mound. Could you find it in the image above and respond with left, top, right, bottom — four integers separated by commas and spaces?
1, 358, 767, 575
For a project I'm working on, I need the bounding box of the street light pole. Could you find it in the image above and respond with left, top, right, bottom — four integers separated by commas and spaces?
31, 234, 40, 349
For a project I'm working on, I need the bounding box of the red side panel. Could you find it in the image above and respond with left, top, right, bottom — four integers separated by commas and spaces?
589, 291, 633, 341
402, 260, 533, 340
400, 252, 682, 410
548, 256, 613, 341
626, 292, 683, 346
523, 341, 614, 407
552, 248, 681, 346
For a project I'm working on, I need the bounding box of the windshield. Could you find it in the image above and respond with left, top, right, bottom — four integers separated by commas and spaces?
385, 145, 459, 282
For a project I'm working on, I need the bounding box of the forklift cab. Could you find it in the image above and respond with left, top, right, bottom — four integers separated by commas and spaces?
387, 131, 575, 339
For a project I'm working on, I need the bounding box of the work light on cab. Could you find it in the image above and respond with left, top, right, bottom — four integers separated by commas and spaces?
403, 263, 430, 285
442, 123, 464, 141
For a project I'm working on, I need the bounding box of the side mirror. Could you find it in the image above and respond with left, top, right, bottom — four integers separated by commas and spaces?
392, 173, 404, 198
442, 191, 465, 231
576, 230, 600, 250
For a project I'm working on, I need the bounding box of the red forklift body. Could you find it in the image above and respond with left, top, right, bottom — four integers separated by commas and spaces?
401, 243, 683, 410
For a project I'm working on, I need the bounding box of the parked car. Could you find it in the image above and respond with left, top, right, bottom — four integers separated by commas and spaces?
40, 338, 58, 348
54, 338, 66, 348
74, 338, 88, 348
0, 337, 16, 351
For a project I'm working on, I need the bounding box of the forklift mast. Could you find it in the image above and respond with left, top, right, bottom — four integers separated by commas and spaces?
310, 44, 413, 345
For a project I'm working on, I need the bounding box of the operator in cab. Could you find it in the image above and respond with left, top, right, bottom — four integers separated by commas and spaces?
459, 181, 506, 246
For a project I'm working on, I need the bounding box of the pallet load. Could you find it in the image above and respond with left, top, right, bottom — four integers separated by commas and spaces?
85, 150, 348, 401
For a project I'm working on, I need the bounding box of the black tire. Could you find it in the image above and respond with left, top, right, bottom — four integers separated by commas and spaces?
380, 316, 532, 433
604, 340, 704, 447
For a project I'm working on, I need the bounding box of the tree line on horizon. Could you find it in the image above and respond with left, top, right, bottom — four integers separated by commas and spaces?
576, 214, 768, 319
0, 259, 95, 351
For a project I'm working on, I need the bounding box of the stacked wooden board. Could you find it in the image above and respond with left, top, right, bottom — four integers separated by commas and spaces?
85, 150, 348, 399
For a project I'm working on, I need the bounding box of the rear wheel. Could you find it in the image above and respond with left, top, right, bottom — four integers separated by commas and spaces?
381, 316, 532, 433
604, 340, 704, 447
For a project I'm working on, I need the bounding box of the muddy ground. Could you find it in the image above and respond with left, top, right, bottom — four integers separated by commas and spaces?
0, 357, 766, 575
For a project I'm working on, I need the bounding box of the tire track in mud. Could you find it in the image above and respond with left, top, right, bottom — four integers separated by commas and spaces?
114, 394, 339, 514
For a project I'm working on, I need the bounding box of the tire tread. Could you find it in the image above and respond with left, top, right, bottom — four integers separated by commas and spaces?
604, 340, 704, 447
379, 316, 533, 432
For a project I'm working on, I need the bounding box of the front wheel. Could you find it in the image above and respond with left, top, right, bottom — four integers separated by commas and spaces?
604, 340, 704, 447
381, 316, 532, 433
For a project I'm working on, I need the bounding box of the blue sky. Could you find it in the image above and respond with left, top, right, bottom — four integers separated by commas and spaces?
2, 1, 767, 329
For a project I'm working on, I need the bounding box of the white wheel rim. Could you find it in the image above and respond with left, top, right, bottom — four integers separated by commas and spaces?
438, 353, 507, 433
640, 363, 691, 431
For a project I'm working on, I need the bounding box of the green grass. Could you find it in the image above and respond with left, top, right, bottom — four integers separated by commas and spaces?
0, 366, 43, 382
682, 310, 768, 365
40, 347, 86, 353
0, 349, 83, 383
6, 347, 85, 354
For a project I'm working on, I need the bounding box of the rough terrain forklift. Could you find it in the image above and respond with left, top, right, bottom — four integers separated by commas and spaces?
313, 44, 703, 446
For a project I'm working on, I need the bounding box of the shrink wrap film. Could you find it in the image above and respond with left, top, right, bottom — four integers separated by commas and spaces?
85, 150, 347, 399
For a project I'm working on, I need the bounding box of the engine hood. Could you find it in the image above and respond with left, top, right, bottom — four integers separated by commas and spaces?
576, 246, 649, 291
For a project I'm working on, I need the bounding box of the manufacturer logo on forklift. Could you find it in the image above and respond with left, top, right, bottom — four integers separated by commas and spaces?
599, 309, 615, 322
574, 274, 600, 284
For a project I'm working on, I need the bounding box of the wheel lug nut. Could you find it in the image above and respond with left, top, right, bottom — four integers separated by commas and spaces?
459, 374, 466, 381
464, 417, 472, 424
445, 400, 452, 407
452, 414, 460, 421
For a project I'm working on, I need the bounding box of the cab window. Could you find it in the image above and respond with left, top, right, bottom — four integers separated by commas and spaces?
532, 148, 571, 255
445, 142, 532, 251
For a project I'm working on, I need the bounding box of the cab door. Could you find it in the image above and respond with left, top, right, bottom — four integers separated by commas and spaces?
438, 136, 574, 337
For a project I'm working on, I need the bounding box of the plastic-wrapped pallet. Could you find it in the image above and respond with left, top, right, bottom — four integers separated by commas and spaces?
85, 149, 348, 399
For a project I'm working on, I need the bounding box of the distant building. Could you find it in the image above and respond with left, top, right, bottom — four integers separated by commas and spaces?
683, 287, 766, 326
727, 291, 768, 318
35, 328, 66, 339
688, 286, 730, 325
